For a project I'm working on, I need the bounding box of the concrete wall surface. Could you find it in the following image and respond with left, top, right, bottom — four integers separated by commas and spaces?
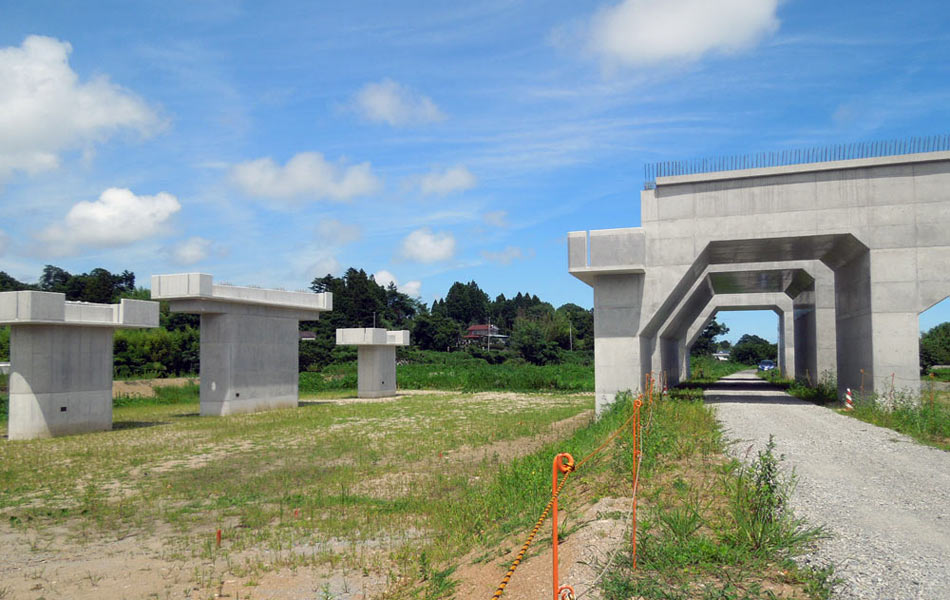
570, 151, 950, 412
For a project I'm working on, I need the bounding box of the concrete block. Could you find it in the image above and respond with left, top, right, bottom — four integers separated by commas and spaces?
0, 291, 65, 323
567, 231, 587, 269
118, 299, 160, 328
151, 273, 213, 298
589, 228, 645, 267
387, 330, 410, 346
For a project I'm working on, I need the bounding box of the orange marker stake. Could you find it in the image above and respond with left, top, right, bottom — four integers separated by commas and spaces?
552, 453, 575, 600
216, 529, 222, 548
632, 395, 643, 570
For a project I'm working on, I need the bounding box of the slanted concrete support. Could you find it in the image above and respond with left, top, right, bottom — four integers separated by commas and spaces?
335, 328, 410, 398
0, 291, 159, 439
152, 274, 331, 416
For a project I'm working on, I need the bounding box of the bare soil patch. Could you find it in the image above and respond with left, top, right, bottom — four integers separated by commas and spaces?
112, 376, 197, 398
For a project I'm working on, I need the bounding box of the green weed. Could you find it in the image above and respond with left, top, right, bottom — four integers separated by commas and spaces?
846, 389, 950, 451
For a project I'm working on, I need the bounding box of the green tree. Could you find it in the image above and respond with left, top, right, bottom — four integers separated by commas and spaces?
443, 281, 490, 325
691, 318, 729, 357
412, 313, 460, 351
731, 334, 777, 365
510, 318, 558, 365
920, 322, 950, 372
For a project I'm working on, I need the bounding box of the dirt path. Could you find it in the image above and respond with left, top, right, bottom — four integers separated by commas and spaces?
706, 371, 950, 600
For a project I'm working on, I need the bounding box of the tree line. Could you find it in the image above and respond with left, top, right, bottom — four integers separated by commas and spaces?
0, 266, 594, 375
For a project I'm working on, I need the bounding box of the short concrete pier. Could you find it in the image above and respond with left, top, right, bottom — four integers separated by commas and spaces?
336, 328, 410, 398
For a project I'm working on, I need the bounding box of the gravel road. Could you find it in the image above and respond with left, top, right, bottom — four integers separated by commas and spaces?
706, 371, 950, 600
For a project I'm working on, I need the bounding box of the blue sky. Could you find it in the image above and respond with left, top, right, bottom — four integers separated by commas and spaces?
1, 0, 948, 343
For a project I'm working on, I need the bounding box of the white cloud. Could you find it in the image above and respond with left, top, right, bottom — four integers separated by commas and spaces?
0, 35, 161, 181
353, 78, 445, 126
230, 152, 381, 203
37, 188, 180, 256
373, 269, 422, 298
588, 0, 780, 67
482, 245, 533, 265
171, 236, 212, 265
306, 251, 342, 279
316, 218, 362, 246
399, 228, 456, 263
419, 165, 477, 196
482, 210, 508, 228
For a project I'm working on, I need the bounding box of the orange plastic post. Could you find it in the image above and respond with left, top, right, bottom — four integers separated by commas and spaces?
552, 453, 575, 600
632, 395, 642, 570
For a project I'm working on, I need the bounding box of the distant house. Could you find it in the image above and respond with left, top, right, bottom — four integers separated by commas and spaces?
462, 324, 509, 347
299, 330, 317, 342
712, 351, 730, 362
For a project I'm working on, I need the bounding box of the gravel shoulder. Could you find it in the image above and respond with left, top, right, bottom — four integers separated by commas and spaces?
706, 371, 950, 600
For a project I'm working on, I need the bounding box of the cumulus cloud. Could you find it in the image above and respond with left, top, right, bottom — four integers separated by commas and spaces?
353, 78, 445, 126
230, 152, 381, 203
482, 210, 509, 228
0, 35, 161, 181
373, 269, 422, 298
37, 188, 180, 256
171, 236, 212, 265
316, 218, 362, 246
306, 251, 342, 279
419, 165, 477, 196
399, 228, 456, 263
588, 0, 780, 67
482, 246, 534, 265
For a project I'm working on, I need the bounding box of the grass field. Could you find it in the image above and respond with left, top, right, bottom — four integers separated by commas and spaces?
301, 359, 594, 394
0, 368, 834, 599
0, 384, 594, 598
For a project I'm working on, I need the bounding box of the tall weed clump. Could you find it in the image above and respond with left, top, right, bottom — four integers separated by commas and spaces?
726, 436, 822, 556
599, 403, 832, 600
849, 390, 950, 451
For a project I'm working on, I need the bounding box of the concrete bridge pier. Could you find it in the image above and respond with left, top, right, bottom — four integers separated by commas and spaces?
0, 291, 159, 439
152, 274, 332, 416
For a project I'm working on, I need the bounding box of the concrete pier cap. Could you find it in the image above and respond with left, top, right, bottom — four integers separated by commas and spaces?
151, 273, 332, 416
570, 149, 950, 413
336, 328, 410, 398
0, 291, 159, 439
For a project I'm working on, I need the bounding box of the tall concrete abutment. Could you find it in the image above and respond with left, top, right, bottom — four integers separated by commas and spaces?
569, 151, 950, 413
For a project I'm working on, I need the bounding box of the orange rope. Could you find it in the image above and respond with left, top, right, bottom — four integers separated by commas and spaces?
491, 464, 574, 600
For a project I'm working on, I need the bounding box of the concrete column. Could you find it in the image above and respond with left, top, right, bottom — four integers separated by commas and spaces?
792, 265, 836, 385
593, 274, 644, 414
777, 310, 795, 377
1, 291, 159, 439
199, 311, 300, 416
336, 329, 410, 398
834, 251, 875, 398
867, 248, 930, 399
152, 274, 332, 416
357, 346, 397, 397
